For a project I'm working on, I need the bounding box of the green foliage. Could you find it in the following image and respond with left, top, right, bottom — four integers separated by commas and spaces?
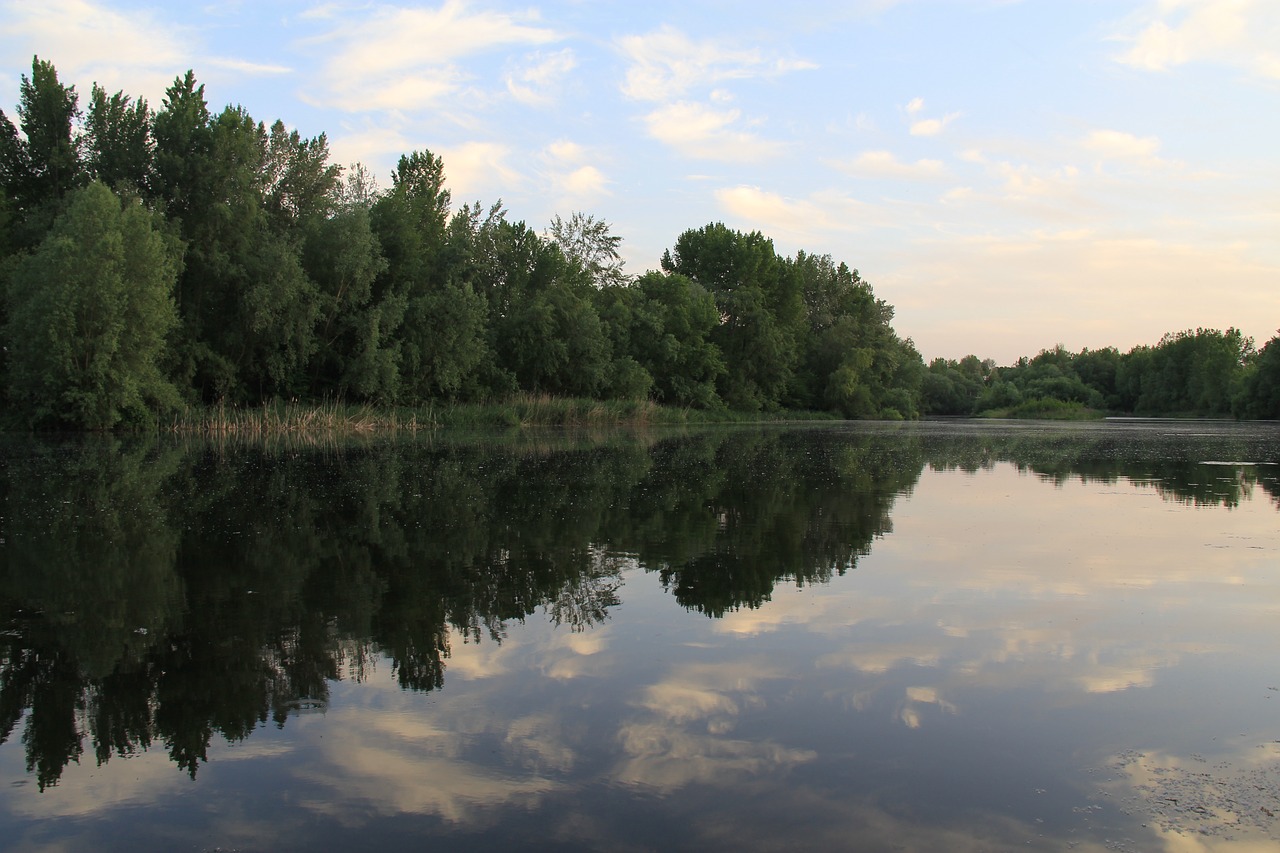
547, 211, 626, 288
4, 182, 180, 428
19, 57, 1253, 427
663, 223, 803, 411
84, 84, 153, 194
0, 57, 85, 248
1234, 333, 1280, 420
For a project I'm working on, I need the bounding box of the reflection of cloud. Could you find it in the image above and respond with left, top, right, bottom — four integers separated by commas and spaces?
504, 714, 577, 774
543, 626, 613, 680
898, 686, 957, 729
3, 746, 178, 819
818, 641, 943, 674
302, 704, 560, 823
636, 661, 783, 725
614, 722, 815, 789
1108, 745, 1280, 847
447, 626, 521, 679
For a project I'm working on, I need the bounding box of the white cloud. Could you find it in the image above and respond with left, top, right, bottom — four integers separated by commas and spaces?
539, 139, 611, 203
206, 58, 293, 76
910, 112, 961, 137
617, 25, 815, 102
306, 0, 560, 112
643, 101, 785, 162
902, 98, 959, 136
435, 140, 524, 200
715, 185, 881, 245
505, 48, 576, 107
834, 150, 947, 179
0, 0, 192, 104
1113, 0, 1280, 80
1083, 129, 1161, 160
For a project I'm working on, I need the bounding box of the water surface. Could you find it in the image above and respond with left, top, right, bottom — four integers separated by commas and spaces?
1, 420, 1278, 851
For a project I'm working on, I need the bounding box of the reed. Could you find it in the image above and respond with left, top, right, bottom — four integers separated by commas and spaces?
168, 399, 423, 436
162, 393, 838, 436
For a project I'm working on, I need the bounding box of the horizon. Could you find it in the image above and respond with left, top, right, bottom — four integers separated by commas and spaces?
2, 0, 1276, 364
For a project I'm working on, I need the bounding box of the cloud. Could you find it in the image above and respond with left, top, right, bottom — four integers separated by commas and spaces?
505, 48, 577, 106
1082, 129, 1161, 160
902, 97, 960, 136
910, 112, 961, 137
1113, 0, 1280, 80
833, 150, 947, 179
0, 0, 192, 103
714, 186, 895, 253
305, 0, 560, 112
617, 25, 815, 102
205, 58, 293, 76
643, 101, 785, 162
539, 139, 611, 204
438, 140, 524, 198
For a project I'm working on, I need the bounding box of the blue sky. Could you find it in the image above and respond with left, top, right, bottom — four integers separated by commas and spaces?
2, 0, 1277, 363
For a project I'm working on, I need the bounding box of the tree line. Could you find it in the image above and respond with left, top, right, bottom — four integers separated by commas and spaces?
0, 58, 920, 429
1, 57, 1276, 428
920, 327, 1279, 419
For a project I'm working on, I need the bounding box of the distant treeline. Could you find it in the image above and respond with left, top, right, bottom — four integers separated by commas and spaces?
1, 57, 1277, 428
921, 328, 1279, 420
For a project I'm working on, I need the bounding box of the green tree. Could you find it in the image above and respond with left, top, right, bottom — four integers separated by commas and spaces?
83, 84, 154, 194
663, 223, 802, 410
0, 57, 85, 248
547, 211, 627, 288
4, 181, 181, 428
1234, 333, 1280, 419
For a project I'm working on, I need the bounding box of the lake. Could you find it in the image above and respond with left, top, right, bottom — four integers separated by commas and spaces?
1, 419, 1279, 852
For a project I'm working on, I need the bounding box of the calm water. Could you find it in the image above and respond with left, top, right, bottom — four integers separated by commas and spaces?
1, 420, 1279, 852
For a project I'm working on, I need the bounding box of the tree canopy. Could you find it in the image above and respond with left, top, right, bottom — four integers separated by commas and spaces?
0, 57, 1275, 428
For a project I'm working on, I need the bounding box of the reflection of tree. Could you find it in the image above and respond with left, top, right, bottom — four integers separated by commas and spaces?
638, 429, 924, 616
0, 422, 1274, 787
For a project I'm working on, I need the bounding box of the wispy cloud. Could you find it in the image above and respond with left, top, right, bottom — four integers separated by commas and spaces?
305, 0, 560, 112
0, 0, 192, 102
540, 139, 610, 204
617, 25, 815, 102
1112, 0, 1280, 80
505, 48, 576, 107
715, 185, 880, 244
643, 102, 785, 162
618, 25, 810, 163
833, 150, 947, 179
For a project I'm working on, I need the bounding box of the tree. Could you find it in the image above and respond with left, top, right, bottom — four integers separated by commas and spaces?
4, 181, 181, 428
663, 223, 802, 410
0, 57, 85, 247
546, 212, 627, 288
83, 84, 154, 194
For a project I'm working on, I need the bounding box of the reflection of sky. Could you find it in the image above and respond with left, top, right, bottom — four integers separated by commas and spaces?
5, 461, 1280, 851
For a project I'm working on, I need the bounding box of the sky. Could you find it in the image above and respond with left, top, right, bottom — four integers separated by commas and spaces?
1, 0, 1277, 364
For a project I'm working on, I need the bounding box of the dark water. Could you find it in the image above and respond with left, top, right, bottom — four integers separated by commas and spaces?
1, 420, 1279, 852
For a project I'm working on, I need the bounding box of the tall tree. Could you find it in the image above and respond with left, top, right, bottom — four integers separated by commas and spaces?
4, 181, 181, 428
0, 57, 84, 247
83, 84, 153, 194
662, 223, 802, 411
547, 212, 627, 288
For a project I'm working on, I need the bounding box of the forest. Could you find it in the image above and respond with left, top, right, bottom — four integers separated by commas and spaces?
1, 57, 1277, 429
